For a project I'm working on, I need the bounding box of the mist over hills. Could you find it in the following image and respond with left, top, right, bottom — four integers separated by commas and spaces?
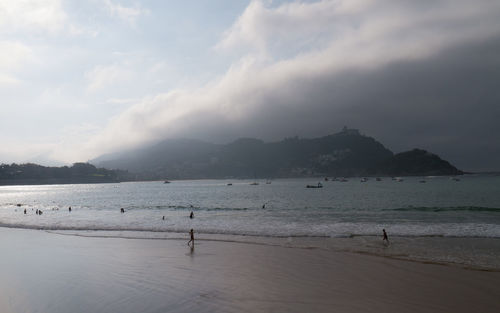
93, 128, 463, 180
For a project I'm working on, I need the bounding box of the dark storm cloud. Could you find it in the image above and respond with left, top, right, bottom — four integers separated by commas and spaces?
192, 36, 500, 171
294, 36, 500, 172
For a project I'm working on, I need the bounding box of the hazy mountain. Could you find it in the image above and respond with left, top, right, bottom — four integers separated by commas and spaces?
375, 149, 463, 176
92, 128, 462, 179
93, 138, 218, 174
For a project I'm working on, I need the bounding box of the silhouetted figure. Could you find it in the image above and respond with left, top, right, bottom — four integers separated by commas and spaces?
189, 211, 194, 219
36, 209, 39, 215
120, 208, 125, 213
162, 216, 165, 220
39, 210, 43, 215
69, 206, 72, 212
382, 229, 389, 244
187, 229, 194, 247
262, 204, 265, 209
24, 209, 26, 214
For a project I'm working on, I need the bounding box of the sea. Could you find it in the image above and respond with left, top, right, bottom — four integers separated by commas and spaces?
1, 175, 500, 270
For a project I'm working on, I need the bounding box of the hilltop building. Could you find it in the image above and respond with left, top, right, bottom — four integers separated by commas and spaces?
341, 126, 360, 136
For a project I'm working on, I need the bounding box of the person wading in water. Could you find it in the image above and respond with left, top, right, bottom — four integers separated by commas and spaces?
382, 229, 389, 245
187, 229, 195, 247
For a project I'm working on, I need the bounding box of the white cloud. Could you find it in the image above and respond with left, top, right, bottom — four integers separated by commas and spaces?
85, 64, 133, 92
0, 74, 20, 85
147, 61, 168, 75
0, 41, 33, 69
102, 0, 148, 26
46, 123, 102, 163
106, 97, 141, 105
216, 0, 336, 54
0, 0, 68, 34
0, 41, 34, 86
216, 0, 500, 62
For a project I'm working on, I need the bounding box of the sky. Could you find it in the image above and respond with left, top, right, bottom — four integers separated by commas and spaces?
1, 0, 500, 172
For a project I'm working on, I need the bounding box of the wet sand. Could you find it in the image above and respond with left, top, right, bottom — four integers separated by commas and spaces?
0, 227, 499, 313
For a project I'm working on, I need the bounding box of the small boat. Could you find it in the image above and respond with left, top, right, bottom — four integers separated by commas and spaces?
306, 182, 323, 188
360, 177, 367, 182
164, 180, 171, 184
250, 182, 259, 185
227, 183, 233, 186
419, 180, 426, 183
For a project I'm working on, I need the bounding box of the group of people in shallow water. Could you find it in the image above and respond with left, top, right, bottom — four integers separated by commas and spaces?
22, 208, 43, 215
21, 205, 74, 216
20, 204, 388, 248
159, 210, 196, 247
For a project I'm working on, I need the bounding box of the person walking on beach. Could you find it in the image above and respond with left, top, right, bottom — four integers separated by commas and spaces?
189, 211, 194, 219
187, 229, 194, 247
382, 229, 389, 244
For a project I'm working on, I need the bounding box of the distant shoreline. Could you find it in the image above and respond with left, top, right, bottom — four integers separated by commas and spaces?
0, 178, 119, 186
0, 172, 483, 186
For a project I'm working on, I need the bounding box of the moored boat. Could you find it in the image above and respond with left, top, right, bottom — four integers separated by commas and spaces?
306, 182, 323, 188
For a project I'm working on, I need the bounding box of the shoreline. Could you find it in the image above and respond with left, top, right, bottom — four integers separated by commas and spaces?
0, 222, 498, 271
2, 227, 500, 313
0, 228, 500, 313
1, 218, 499, 271
43, 228, 500, 272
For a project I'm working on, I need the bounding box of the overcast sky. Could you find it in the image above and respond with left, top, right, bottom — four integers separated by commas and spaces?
1, 0, 500, 171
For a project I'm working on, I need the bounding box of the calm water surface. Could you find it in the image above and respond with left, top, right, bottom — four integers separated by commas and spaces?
1, 175, 499, 269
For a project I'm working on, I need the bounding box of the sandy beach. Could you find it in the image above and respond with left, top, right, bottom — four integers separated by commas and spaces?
0, 227, 499, 313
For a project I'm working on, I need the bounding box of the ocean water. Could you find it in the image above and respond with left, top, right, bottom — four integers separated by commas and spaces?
1, 175, 500, 269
